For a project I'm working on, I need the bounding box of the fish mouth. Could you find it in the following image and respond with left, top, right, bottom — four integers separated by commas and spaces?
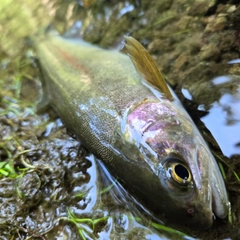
209, 153, 230, 220
184, 185, 229, 230
190, 182, 229, 230
192, 143, 229, 227
212, 187, 230, 220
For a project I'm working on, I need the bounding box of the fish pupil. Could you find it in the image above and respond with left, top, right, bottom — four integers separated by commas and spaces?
175, 164, 189, 180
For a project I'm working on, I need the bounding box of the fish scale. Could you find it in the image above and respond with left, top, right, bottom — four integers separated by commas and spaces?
33, 31, 230, 230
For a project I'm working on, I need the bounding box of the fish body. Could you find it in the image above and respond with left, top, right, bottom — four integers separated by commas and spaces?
34, 32, 229, 230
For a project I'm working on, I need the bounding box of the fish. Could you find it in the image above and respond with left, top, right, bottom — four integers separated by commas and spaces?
33, 30, 230, 230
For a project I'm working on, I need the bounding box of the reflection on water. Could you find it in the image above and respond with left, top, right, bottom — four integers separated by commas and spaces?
212, 76, 232, 85
201, 93, 240, 157
228, 59, 240, 64
181, 88, 193, 101
118, 2, 135, 17
183, 75, 240, 158
71, 154, 99, 215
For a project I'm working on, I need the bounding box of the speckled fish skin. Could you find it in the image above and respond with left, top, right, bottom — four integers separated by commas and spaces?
34, 32, 229, 230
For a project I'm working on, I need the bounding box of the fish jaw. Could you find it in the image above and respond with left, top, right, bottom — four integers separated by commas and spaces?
209, 154, 230, 219
125, 99, 229, 229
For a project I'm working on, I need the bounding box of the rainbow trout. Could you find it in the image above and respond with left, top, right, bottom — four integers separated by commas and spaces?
34, 31, 229, 230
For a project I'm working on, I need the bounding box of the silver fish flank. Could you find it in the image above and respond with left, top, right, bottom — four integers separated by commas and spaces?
33, 32, 230, 230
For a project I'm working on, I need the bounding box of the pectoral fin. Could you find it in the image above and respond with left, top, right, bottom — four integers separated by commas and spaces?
124, 36, 173, 100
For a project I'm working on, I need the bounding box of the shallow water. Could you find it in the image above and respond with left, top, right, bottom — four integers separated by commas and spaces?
182, 75, 240, 158
201, 92, 240, 158
1, 0, 240, 239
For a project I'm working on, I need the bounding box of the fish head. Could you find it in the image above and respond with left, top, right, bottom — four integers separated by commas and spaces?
156, 142, 213, 229
126, 99, 229, 230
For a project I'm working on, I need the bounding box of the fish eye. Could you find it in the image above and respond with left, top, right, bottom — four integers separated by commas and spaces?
170, 162, 191, 185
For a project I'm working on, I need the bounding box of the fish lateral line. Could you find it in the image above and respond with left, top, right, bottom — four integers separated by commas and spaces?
124, 36, 173, 101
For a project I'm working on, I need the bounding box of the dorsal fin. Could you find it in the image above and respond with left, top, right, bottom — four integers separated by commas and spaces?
124, 36, 173, 100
